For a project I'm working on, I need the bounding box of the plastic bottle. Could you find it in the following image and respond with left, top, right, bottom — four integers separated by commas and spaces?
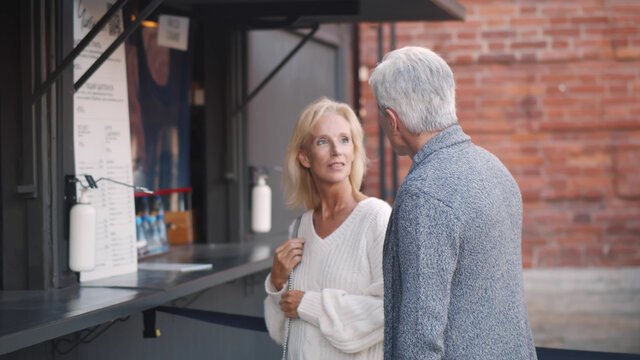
135, 216, 148, 253
146, 215, 162, 253
141, 196, 150, 217
154, 195, 168, 249
69, 189, 96, 272
251, 174, 271, 233
154, 195, 164, 217
156, 213, 169, 250
140, 215, 153, 251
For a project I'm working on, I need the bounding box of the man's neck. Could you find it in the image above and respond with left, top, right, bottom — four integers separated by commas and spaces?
406, 131, 439, 159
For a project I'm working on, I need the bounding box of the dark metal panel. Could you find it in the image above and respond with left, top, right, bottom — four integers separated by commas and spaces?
165, 0, 464, 23
54, 0, 79, 289
1, 0, 34, 290
227, 31, 249, 243
26, 0, 52, 290
299, 0, 466, 23
166, 0, 358, 19
0, 0, 28, 290
200, 21, 231, 243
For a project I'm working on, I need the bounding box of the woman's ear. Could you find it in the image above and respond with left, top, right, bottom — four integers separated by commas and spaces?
298, 149, 311, 169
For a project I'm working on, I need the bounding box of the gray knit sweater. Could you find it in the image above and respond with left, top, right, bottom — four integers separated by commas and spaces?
383, 125, 537, 359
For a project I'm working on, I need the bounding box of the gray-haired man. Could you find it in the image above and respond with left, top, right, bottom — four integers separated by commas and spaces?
369, 46, 537, 359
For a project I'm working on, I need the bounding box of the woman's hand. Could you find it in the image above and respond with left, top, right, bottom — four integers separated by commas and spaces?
280, 290, 305, 318
270, 238, 306, 291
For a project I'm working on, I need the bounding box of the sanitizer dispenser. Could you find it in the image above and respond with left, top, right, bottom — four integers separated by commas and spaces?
69, 189, 96, 272
251, 174, 271, 233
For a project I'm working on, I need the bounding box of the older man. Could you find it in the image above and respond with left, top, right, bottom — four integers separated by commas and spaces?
369, 46, 537, 359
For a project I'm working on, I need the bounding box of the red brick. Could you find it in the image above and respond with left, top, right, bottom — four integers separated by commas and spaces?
614, 47, 640, 60
539, 51, 580, 62
511, 41, 548, 49
544, 28, 581, 37
505, 155, 545, 167
478, 5, 517, 16
511, 18, 546, 27
481, 30, 516, 39
612, 38, 630, 47
487, 19, 507, 27
603, 73, 636, 82
543, 97, 578, 107
613, 4, 640, 12
457, 32, 477, 40
570, 16, 609, 25
549, 17, 569, 26
519, 5, 538, 16
520, 29, 539, 38
568, 85, 606, 93
557, 235, 595, 244
546, 165, 581, 176
611, 27, 638, 35
489, 42, 506, 51
603, 97, 636, 105
552, 40, 570, 49
454, 55, 475, 64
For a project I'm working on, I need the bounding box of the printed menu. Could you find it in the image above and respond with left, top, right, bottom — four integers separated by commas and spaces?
73, 0, 137, 282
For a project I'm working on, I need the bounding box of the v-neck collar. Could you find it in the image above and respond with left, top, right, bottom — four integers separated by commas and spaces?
308, 197, 372, 240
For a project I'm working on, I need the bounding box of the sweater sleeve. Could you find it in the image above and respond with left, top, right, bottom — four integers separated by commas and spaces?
394, 189, 460, 359
296, 206, 388, 354
264, 272, 287, 345
263, 219, 299, 345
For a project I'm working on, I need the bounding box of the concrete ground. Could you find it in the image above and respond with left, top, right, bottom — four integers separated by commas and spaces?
523, 267, 640, 354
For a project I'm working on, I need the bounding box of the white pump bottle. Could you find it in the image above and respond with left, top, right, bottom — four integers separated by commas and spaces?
69, 189, 96, 272
251, 175, 271, 233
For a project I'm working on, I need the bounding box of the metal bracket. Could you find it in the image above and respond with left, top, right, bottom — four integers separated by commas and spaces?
232, 23, 319, 117
30, 0, 165, 104
74, 0, 164, 92
30, 0, 129, 105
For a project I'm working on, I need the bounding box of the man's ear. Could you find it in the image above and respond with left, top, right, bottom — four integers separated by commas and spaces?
297, 149, 311, 169
385, 108, 401, 135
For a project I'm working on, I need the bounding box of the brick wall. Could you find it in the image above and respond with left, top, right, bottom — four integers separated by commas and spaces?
359, 0, 640, 267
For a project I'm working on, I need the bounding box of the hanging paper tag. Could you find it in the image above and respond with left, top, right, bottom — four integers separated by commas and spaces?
157, 15, 189, 51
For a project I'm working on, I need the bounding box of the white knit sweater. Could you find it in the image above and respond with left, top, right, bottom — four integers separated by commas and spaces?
264, 197, 391, 360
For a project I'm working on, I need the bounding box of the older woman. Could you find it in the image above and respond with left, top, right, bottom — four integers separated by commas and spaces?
264, 97, 391, 359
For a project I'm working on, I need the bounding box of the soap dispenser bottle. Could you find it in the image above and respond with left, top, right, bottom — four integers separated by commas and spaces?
251, 174, 271, 233
69, 188, 96, 272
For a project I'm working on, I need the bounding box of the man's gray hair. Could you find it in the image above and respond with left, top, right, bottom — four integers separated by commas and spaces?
369, 46, 458, 134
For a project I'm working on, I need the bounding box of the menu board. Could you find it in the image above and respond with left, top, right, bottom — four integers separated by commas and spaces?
73, 0, 137, 282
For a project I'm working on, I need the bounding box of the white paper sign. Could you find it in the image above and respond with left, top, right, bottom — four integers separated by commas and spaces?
73, 0, 137, 282
157, 15, 190, 51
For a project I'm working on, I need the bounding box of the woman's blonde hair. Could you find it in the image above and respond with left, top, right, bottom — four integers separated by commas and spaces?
283, 97, 366, 210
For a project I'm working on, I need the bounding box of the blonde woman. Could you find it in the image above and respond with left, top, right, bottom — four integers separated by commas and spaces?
264, 97, 391, 359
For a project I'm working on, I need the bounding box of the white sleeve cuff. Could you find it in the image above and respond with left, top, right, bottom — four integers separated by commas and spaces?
297, 290, 322, 327
265, 273, 286, 296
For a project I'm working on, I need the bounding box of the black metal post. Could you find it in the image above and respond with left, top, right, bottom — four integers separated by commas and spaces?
390, 23, 398, 200
377, 23, 386, 201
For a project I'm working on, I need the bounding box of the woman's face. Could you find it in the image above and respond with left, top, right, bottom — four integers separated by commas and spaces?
298, 113, 354, 187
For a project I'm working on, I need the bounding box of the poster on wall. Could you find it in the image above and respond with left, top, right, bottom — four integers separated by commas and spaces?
73, 0, 137, 282
126, 14, 192, 193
